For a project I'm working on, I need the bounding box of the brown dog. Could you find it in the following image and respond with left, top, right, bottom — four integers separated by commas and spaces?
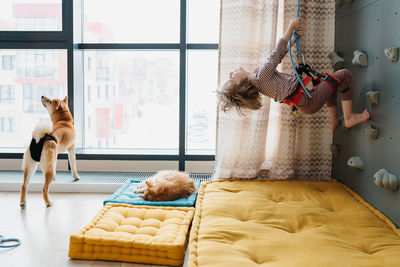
20, 96, 79, 207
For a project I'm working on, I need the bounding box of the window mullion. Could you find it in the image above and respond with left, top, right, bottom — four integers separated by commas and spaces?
179, 0, 187, 171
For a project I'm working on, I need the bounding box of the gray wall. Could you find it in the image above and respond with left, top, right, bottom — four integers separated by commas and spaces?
333, 0, 400, 227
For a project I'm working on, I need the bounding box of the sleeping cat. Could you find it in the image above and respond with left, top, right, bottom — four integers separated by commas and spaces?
134, 170, 196, 201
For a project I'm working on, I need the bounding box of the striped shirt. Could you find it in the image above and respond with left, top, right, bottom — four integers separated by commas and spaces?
253, 38, 299, 102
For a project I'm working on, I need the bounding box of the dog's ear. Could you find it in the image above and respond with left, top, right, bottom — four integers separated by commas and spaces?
145, 181, 153, 187
56, 101, 62, 110
63, 96, 68, 104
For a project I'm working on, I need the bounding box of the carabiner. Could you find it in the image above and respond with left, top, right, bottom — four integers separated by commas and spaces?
296, 53, 306, 68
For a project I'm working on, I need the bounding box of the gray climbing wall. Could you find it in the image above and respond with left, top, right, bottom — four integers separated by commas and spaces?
333, 0, 400, 227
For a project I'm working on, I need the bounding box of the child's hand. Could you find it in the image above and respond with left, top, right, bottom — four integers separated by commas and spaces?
290, 18, 303, 47
288, 18, 302, 33
282, 17, 303, 43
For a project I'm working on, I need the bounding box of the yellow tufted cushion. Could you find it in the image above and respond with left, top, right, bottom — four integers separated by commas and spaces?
69, 203, 194, 266
189, 179, 400, 267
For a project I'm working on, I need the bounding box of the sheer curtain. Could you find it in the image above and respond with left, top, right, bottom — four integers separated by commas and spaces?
214, 0, 335, 180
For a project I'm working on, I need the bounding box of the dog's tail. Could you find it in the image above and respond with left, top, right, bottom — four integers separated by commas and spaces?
32, 121, 53, 143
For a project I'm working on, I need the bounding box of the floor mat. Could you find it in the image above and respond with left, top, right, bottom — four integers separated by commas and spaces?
188, 179, 400, 267
103, 179, 201, 207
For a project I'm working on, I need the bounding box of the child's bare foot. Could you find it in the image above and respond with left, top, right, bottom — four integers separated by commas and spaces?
344, 109, 370, 128
331, 117, 341, 131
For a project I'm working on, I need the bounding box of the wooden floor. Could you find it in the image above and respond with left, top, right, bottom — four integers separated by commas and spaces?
0, 191, 188, 267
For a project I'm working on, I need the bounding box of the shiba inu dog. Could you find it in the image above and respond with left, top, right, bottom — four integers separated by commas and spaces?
20, 96, 79, 207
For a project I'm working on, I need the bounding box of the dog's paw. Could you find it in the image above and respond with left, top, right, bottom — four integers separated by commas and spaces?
20, 202, 26, 208
46, 202, 52, 207
72, 174, 80, 181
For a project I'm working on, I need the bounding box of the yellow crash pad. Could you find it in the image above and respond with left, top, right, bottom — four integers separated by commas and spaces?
69, 203, 194, 266
189, 179, 400, 267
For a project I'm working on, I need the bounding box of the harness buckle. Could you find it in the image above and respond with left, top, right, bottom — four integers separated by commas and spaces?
319, 74, 329, 80
292, 107, 299, 116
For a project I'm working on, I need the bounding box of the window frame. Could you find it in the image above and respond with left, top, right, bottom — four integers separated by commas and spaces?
0, 0, 217, 171
0, 0, 68, 42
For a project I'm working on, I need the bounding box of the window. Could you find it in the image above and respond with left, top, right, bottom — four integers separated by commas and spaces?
95, 52, 109, 81
0, 0, 219, 170
83, 51, 179, 151
87, 85, 91, 102
83, 0, 180, 43
0, 86, 16, 103
0, 118, 14, 132
2, 55, 15, 70
0, 0, 62, 31
23, 83, 66, 113
188, 0, 220, 43
88, 57, 92, 70
186, 50, 218, 154
0, 49, 67, 147
17, 50, 61, 78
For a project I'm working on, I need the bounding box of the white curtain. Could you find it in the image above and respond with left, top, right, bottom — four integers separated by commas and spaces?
214, 0, 335, 180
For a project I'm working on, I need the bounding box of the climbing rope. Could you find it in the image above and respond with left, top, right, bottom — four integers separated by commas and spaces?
285, 0, 342, 117
288, 0, 312, 99
0, 235, 21, 248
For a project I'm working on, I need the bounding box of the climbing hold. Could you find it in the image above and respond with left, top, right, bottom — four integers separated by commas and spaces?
373, 169, 399, 191
328, 51, 345, 70
352, 50, 368, 67
347, 156, 364, 170
365, 91, 379, 104
365, 124, 379, 140
384, 47, 399, 62
330, 144, 339, 157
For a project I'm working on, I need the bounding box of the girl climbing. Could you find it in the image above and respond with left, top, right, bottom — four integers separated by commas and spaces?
218, 18, 370, 131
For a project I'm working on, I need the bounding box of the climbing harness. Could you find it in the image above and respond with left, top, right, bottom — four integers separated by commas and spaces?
285, 0, 341, 116
282, 77, 311, 109
282, 66, 341, 116
0, 235, 21, 248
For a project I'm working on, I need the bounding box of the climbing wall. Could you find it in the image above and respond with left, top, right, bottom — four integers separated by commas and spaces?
333, 0, 400, 227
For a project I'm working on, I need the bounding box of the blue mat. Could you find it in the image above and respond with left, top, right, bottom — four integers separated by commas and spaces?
103, 179, 201, 207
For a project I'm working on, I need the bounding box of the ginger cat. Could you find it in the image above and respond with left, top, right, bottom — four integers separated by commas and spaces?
134, 170, 196, 201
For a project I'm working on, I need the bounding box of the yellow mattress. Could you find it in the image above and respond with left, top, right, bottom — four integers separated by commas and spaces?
189, 179, 400, 267
69, 203, 194, 266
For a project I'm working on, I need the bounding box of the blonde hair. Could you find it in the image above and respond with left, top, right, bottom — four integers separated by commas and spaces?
217, 77, 262, 114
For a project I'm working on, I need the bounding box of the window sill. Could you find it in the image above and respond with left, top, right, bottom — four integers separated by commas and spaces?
0, 148, 215, 160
